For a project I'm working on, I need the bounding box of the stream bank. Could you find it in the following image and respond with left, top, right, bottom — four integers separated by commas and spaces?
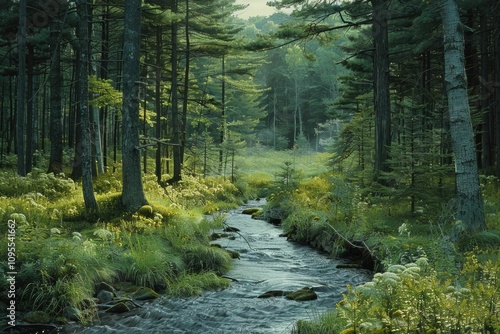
55, 199, 372, 333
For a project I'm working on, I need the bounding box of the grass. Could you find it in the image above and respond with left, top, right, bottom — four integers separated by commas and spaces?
0, 167, 247, 326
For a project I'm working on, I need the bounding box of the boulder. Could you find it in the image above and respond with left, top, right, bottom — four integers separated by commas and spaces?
63, 306, 82, 321
23, 311, 51, 324
105, 302, 130, 314
131, 287, 159, 300
258, 290, 286, 298
224, 226, 240, 232
285, 287, 318, 301
97, 290, 114, 304
97, 282, 116, 294
242, 208, 261, 215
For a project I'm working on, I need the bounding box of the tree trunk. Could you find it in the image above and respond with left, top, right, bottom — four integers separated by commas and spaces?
441, 0, 486, 234
219, 55, 226, 174
17, 0, 27, 177
479, 9, 493, 169
48, 18, 63, 174
181, 0, 190, 167
155, 26, 163, 183
122, 0, 147, 211
77, 0, 98, 212
169, 0, 182, 183
25, 43, 34, 173
371, 0, 391, 180
494, 2, 500, 178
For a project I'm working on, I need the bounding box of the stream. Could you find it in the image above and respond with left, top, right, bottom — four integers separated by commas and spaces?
65, 200, 372, 334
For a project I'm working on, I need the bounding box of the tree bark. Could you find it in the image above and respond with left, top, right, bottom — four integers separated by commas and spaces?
77, 0, 98, 212
441, 0, 486, 234
17, 0, 27, 177
48, 18, 63, 174
155, 26, 163, 183
371, 0, 391, 180
169, 0, 182, 183
122, 0, 147, 211
494, 2, 500, 178
181, 0, 190, 167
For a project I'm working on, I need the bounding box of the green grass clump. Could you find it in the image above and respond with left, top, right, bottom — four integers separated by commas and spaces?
118, 234, 182, 289
180, 244, 233, 275
167, 272, 231, 297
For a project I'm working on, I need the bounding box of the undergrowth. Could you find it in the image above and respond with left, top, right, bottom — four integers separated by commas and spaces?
0, 170, 242, 325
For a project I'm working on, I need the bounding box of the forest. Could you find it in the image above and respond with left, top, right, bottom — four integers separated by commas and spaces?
1, 0, 500, 333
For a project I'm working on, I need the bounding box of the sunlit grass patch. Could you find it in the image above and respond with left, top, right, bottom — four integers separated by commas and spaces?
118, 234, 182, 289
180, 244, 232, 275
167, 272, 231, 297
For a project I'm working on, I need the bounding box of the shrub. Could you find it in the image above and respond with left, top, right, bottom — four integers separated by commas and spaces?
0, 169, 75, 200
298, 254, 500, 333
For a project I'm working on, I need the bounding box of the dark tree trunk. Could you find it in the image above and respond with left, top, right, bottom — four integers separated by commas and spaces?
25, 43, 34, 173
494, 2, 500, 178
48, 18, 63, 174
479, 9, 493, 169
17, 0, 27, 176
121, 0, 147, 211
155, 26, 163, 183
169, 0, 182, 184
181, 0, 190, 167
77, 0, 98, 212
371, 0, 391, 180
441, 0, 486, 234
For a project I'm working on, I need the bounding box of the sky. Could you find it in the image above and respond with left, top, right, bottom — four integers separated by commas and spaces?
234, 0, 279, 19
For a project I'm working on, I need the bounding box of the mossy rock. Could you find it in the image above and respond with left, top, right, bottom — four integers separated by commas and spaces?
23, 310, 51, 323
226, 249, 240, 259
285, 287, 317, 301
258, 290, 286, 298
105, 302, 130, 314
138, 205, 154, 216
242, 208, 261, 215
251, 209, 264, 218
131, 287, 159, 300
63, 307, 82, 321
97, 282, 116, 294
210, 232, 230, 240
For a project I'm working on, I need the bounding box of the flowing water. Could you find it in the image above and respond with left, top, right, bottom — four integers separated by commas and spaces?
64, 200, 372, 334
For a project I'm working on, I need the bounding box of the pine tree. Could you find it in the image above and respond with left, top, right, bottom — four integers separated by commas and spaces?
122, 0, 148, 211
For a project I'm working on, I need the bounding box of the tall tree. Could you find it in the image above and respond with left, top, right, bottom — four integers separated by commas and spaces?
77, 0, 98, 212
122, 0, 147, 211
48, 14, 63, 174
16, 0, 27, 176
441, 0, 486, 234
494, 1, 500, 178
371, 0, 391, 179
169, 0, 182, 184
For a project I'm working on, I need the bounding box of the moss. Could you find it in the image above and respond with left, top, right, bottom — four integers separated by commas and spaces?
23, 311, 51, 324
